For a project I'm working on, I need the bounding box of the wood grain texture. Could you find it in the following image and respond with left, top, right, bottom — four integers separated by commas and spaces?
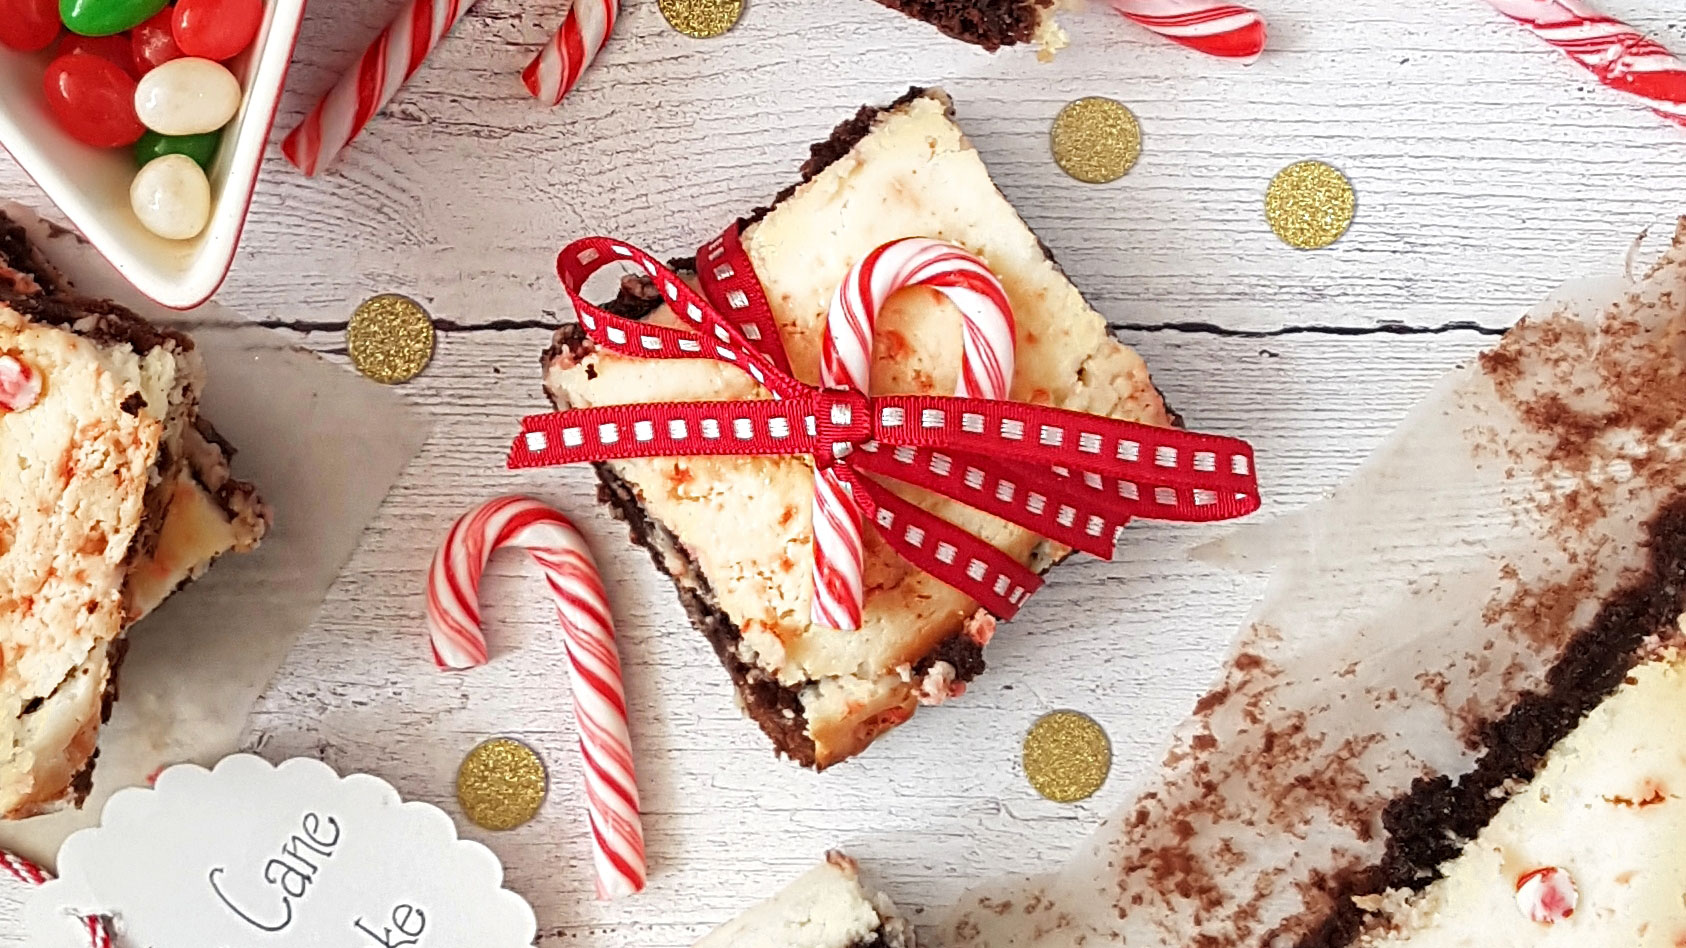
0, 0, 1680, 943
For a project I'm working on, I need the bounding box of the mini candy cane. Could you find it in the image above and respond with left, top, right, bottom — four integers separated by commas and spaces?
281, 0, 479, 176
1109, 0, 1268, 61
812, 239, 1016, 631
2, 850, 111, 948
523, 0, 620, 106
426, 496, 645, 899
1484, 0, 1686, 127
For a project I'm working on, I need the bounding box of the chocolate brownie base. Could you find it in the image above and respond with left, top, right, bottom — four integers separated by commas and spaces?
871, 0, 1056, 50
1293, 494, 1686, 948
0, 214, 189, 357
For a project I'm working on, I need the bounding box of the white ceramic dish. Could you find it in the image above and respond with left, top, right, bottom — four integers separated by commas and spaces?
0, 0, 305, 309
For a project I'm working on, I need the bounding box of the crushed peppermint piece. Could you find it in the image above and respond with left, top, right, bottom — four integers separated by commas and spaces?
0, 355, 41, 412
1515, 866, 1577, 923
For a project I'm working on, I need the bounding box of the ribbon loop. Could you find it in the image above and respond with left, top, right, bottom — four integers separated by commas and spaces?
514, 226, 1263, 623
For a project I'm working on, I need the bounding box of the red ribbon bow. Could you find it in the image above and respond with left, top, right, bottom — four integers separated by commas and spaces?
509, 224, 1261, 620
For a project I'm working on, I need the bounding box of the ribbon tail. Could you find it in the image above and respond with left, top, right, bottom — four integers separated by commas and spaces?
851, 444, 1127, 558
1028, 460, 1260, 524
837, 467, 1044, 620
870, 395, 1261, 518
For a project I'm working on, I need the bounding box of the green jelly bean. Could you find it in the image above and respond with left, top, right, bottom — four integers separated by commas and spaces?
60, 0, 170, 37
135, 130, 222, 170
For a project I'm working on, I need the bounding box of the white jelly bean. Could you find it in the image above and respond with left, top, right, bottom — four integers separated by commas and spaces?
134, 57, 241, 136
131, 154, 212, 241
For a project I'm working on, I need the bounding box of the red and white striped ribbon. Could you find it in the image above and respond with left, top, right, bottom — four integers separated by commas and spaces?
812, 238, 1016, 632
2, 849, 111, 948
523, 0, 620, 106
1484, 0, 1686, 127
281, 0, 478, 175
1109, 0, 1268, 61
426, 496, 645, 899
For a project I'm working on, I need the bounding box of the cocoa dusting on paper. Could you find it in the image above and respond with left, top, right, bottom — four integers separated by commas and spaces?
946, 221, 1686, 948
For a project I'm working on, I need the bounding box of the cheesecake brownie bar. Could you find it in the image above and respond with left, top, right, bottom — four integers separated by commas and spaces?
0, 211, 268, 819
542, 89, 1172, 768
695, 852, 913, 948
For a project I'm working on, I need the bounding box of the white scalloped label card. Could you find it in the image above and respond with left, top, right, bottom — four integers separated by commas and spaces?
25, 755, 536, 947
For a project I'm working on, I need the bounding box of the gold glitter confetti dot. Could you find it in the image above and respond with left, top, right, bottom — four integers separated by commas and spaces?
1023, 710, 1112, 803
1050, 97, 1141, 185
1265, 160, 1356, 250
659, 0, 744, 38
457, 738, 548, 831
347, 294, 434, 384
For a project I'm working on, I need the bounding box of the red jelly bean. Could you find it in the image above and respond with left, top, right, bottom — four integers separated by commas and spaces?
172, 0, 261, 62
0, 0, 61, 52
42, 53, 146, 149
131, 8, 183, 74
56, 33, 138, 76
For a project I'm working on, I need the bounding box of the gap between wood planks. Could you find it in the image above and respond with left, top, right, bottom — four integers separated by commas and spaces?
178, 317, 1512, 338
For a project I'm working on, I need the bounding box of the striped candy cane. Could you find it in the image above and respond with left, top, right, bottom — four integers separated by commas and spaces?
1484, 0, 1686, 127
281, 0, 479, 176
1109, 0, 1268, 61
426, 496, 646, 899
523, 0, 620, 106
2, 850, 111, 948
811, 239, 1017, 631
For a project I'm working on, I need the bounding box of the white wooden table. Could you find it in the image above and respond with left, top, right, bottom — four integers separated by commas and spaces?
3, 0, 1683, 943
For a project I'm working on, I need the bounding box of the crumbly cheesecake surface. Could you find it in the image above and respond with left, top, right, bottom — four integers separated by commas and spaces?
695, 852, 913, 948
871, 0, 1068, 55
544, 89, 1170, 767
0, 212, 267, 819
1355, 648, 1686, 947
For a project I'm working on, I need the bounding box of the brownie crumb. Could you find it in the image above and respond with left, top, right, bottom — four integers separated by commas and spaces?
871, 0, 1055, 51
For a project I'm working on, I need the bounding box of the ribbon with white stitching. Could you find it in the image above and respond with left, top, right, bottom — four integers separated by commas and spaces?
509, 224, 1261, 622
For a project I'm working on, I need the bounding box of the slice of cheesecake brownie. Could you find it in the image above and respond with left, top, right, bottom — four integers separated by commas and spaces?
870, 0, 1069, 55
1353, 645, 1686, 947
695, 852, 914, 948
0, 211, 268, 819
542, 88, 1172, 768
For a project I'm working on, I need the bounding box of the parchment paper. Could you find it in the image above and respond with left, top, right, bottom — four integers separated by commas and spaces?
946, 222, 1686, 948
0, 204, 431, 867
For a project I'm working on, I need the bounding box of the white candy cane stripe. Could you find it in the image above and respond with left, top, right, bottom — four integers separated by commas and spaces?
811, 239, 1016, 630
523, 0, 620, 106
426, 496, 645, 899
1484, 0, 1686, 126
1109, 0, 1268, 61
281, 0, 478, 176
2, 850, 111, 947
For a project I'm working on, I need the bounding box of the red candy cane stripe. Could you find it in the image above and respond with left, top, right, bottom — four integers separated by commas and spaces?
523, 0, 620, 106
813, 238, 1016, 631
281, 0, 479, 176
1485, 0, 1686, 127
2, 849, 111, 948
1515, 866, 1578, 923
1109, 0, 1268, 61
426, 496, 645, 899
